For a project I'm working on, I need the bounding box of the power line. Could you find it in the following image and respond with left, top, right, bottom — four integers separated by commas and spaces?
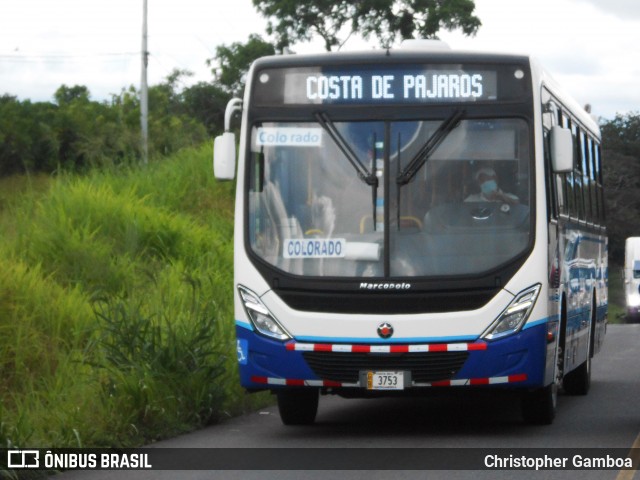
0, 52, 138, 58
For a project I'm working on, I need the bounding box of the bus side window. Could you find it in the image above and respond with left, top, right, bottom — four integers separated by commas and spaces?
573, 126, 585, 222
595, 144, 606, 222
543, 128, 558, 219
580, 131, 593, 223
542, 96, 560, 219
586, 136, 598, 223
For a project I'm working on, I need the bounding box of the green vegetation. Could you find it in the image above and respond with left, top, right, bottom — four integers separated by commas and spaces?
0, 145, 268, 449
601, 113, 640, 263
599, 112, 640, 323
0, 78, 215, 177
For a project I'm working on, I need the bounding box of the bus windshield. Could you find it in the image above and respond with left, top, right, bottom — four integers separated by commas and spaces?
247, 116, 531, 278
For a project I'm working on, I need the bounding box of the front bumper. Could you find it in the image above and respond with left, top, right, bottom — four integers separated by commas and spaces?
235, 321, 548, 390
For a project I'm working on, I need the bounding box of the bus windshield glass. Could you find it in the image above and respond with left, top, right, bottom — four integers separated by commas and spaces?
247, 117, 531, 278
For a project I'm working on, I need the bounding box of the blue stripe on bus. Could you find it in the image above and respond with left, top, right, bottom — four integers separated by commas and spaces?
293, 334, 478, 344
235, 320, 253, 331
238, 313, 604, 342
237, 316, 566, 341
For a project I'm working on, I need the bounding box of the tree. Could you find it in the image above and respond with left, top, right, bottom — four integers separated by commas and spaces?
0, 97, 59, 174
54, 85, 90, 105
601, 112, 640, 159
208, 34, 275, 96
181, 82, 231, 136
151, 68, 193, 116
601, 113, 640, 263
252, 0, 481, 51
0, 75, 212, 177
144, 71, 208, 156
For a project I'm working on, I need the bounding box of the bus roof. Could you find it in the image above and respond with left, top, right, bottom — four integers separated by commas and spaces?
248, 46, 598, 135
251, 48, 531, 69
529, 56, 600, 137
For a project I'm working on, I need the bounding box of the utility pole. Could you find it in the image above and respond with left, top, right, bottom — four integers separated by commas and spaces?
140, 0, 149, 164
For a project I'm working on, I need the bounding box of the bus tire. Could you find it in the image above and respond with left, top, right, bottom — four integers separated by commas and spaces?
563, 353, 591, 395
521, 383, 557, 425
564, 297, 594, 395
276, 389, 319, 425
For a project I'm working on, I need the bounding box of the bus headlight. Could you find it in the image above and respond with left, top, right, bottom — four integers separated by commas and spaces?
482, 284, 541, 341
238, 285, 291, 341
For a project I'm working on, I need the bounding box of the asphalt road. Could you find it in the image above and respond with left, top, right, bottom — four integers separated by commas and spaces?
61, 323, 640, 480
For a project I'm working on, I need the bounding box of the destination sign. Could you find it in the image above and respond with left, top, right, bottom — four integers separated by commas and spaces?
252, 63, 530, 106
303, 73, 485, 102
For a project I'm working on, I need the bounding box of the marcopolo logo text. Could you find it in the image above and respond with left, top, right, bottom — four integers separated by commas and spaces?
360, 282, 412, 290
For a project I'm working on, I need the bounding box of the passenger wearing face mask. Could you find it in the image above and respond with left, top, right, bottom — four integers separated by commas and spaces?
465, 167, 519, 205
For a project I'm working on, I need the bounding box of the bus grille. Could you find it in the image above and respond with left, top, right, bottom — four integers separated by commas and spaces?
302, 351, 469, 384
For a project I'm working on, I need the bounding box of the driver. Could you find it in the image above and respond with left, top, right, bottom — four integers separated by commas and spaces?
465, 167, 519, 205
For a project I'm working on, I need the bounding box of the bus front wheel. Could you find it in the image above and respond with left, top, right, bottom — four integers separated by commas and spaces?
564, 298, 594, 395
276, 389, 319, 425
563, 341, 591, 395
521, 382, 557, 425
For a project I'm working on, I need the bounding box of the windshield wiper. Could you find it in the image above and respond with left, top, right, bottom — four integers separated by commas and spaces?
314, 112, 380, 230
396, 109, 465, 186
314, 112, 378, 188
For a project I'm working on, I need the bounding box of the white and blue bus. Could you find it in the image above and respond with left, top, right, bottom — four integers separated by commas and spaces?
214, 42, 607, 425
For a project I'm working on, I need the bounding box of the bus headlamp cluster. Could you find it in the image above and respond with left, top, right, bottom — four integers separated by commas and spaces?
238, 285, 291, 341
482, 284, 541, 341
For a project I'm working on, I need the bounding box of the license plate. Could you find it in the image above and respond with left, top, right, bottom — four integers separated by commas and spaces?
366, 371, 404, 391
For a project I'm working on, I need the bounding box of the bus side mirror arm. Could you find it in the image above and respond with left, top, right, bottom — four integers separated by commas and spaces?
550, 125, 573, 173
213, 98, 243, 181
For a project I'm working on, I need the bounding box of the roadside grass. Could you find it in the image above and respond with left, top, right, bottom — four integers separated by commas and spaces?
0, 144, 268, 449
0, 173, 52, 243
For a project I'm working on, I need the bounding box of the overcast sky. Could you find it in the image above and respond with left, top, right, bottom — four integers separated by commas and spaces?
1, 0, 639, 120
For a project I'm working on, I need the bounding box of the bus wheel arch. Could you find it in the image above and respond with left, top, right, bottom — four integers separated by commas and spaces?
562, 293, 594, 395
589, 292, 597, 358
558, 294, 567, 380
521, 294, 565, 425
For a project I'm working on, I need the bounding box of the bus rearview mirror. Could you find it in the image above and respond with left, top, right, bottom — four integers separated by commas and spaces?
550, 126, 573, 173
213, 132, 237, 180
